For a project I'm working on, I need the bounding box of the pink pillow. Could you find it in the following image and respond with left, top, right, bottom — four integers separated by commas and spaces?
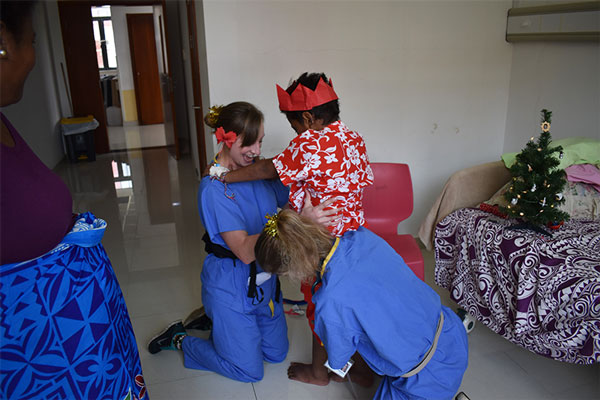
565, 164, 600, 192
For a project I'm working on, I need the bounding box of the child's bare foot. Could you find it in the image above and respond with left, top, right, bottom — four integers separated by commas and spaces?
329, 370, 375, 387
287, 362, 330, 386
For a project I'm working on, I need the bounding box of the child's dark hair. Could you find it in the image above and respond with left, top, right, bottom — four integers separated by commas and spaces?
284, 72, 340, 126
204, 102, 263, 148
0, 1, 37, 43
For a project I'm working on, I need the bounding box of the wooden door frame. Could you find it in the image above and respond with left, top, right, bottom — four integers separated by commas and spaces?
159, 0, 180, 160
58, 1, 110, 154
185, 0, 207, 175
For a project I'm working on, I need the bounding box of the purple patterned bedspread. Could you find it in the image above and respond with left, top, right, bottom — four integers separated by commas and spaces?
434, 208, 600, 364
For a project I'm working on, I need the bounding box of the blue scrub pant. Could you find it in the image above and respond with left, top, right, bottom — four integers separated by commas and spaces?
181, 297, 288, 382
374, 307, 469, 400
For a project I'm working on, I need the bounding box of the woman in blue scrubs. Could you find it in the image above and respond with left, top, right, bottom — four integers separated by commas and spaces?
255, 210, 469, 399
148, 102, 289, 382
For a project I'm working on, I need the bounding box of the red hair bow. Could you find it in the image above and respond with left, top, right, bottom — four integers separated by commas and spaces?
215, 127, 237, 148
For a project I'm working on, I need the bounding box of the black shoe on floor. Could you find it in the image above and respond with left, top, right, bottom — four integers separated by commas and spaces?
183, 307, 212, 331
148, 320, 186, 354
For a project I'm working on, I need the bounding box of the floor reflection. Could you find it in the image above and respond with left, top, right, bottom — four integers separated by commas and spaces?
116, 150, 180, 272
54, 148, 205, 319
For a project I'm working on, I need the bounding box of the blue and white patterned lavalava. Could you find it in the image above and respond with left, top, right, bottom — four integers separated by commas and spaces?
0, 212, 146, 399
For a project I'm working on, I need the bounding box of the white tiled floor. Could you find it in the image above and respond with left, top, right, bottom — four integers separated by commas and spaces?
54, 148, 599, 400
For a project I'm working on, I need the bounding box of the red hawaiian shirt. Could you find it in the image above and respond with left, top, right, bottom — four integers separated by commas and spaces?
273, 120, 373, 237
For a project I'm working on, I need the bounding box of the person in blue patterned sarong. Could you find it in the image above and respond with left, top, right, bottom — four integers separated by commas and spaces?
0, 2, 145, 399
1, 214, 146, 400
255, 210, 469, 400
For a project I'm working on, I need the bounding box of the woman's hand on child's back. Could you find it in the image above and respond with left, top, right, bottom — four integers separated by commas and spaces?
300, 190, 339, 229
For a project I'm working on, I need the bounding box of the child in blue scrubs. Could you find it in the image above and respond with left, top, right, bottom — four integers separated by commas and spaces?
148, 102, 289, 382
255, 210, 469, 399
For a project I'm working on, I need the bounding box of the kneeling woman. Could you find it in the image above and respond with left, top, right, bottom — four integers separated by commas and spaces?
255, 210, 469, 399
149, 102, 289, 382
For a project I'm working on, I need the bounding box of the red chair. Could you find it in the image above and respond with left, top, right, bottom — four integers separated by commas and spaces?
362, 163, 425, 281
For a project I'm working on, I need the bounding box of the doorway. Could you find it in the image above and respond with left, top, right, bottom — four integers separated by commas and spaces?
58, 0, 200, 158
91, 5, 166, 151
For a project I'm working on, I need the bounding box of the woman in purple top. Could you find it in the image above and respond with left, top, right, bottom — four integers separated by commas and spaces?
0, 3, 145, 399
0, 111, 74, 263
0, 0, 73, 264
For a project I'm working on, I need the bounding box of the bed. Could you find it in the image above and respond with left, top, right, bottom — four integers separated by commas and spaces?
418, 160, 600, 364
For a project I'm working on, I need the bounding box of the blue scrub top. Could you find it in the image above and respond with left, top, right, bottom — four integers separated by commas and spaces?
197, 177, 289, 311
198, 177, 289, 249
313, 227, 442, 377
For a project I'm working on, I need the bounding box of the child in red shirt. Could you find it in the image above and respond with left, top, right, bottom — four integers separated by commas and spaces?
223, 72, 373, 386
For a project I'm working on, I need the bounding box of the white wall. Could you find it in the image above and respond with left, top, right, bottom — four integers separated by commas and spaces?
152, 5, 166, 75
503, 42, 600, 153
2, 1, 66, 168
201, 0, 514, 234
504, 0, 600, 151
43, 1, 72, 120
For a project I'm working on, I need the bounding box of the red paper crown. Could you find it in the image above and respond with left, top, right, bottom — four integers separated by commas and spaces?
276, 77, 338, 111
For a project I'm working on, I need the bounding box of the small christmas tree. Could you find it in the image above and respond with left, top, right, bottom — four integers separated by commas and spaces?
500, 109, 570, 231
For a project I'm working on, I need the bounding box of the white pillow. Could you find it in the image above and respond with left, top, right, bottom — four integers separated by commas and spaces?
558, 181, 600, 221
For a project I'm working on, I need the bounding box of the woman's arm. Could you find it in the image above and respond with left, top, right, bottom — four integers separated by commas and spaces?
220, 230, 260, 264
224, 158, 278, 183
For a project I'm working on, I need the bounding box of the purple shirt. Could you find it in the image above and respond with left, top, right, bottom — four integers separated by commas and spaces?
1, 113, 73, 264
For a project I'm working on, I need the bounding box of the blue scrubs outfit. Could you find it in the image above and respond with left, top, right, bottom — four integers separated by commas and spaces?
182, 177, 289, 382
313, 228, 468, 400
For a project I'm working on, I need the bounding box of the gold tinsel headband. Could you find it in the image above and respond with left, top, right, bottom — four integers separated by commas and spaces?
206, 105, 224, 128
264, 213, 279, 238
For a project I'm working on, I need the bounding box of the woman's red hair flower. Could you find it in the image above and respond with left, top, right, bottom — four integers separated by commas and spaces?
215, 127, 237, 148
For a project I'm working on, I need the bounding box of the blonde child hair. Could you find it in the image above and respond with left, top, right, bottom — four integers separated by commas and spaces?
255, 209, 333, 282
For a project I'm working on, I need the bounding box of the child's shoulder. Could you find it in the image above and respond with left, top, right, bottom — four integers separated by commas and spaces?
319, 121, 364, 143
321, 120, 357, 135
293, 121, 361, 145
